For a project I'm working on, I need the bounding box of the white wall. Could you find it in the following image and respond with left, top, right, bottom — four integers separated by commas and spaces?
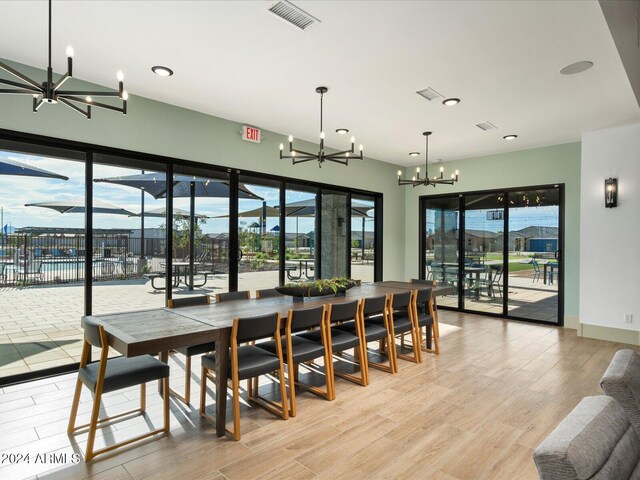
580, 123, 640, 330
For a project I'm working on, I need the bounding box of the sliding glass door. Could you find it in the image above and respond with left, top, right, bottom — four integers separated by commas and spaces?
423, 195, 460, 309
420, 185, 563, 324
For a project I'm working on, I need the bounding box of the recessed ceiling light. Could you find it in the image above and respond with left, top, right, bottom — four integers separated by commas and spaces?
409, 152, 420, 157
335, 128, 349, 134
560, 61, 593, 75
151, 66, 174, 77
442, 98, 460, 106
503, 134, 518, 140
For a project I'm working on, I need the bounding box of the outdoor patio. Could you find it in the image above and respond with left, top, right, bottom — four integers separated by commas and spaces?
0, 264, 375, 378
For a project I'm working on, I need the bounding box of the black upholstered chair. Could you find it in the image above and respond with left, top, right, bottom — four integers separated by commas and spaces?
255, 288, 284, 299
369, 291, 421, 368
68, 317, 170, 461
300, 300, 366, 393
215, 290, 250, 302
345, 295, 395, 381
413, 287, 438, 355
258, 306, 333, 416
166, 294, 214, 404
200, 312, 288, 440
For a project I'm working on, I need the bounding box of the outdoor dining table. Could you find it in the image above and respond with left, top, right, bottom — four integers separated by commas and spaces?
82, 281, 450, 438
284, 259, 315, 281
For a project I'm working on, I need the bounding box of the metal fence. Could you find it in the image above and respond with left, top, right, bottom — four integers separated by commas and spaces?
0, 233, 230, 286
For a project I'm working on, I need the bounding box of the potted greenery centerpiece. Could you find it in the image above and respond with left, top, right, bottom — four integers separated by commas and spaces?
276, 277, 357, 303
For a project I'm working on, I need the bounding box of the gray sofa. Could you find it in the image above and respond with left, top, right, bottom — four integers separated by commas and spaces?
600, 349, 640, 438
534, 349, 640, 479
533, 395, 640, 479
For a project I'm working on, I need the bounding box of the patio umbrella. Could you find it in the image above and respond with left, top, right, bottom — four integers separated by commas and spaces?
93, 173, 262, 200
0, 157, 69, 180
130, 207, 209, 219
25, 199, 136, 216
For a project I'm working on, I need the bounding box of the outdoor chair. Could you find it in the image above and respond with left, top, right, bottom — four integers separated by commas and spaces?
215, 290, 250, 302
68, 317, 170, 461
369, 291, 421, 368
431, 263, 445, 284
481, 265, 503, 297
0, 262, 6, 283
532, 259, 542, 282
258, 306, 333, 415
413, 287, 438, 355
15, 260, 43, 283
255, 288, 284, 299
200, 312, 288, 440
346, 294, 395, 381
166, 294, 214, 404
300, 300, 366, 394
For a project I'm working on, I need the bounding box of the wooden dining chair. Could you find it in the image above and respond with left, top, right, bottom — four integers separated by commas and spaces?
412, 287, 439, 355
369, 291, 421, 368
215, 290, 251, 302
166, 294, 214, 404
255, 288, 284, 299
258, 306, 333, 416
351, 295, 395, 381
68, 317, 170, 461
300, 300, 366, 394
412, 278, 440, 340
200, 312, 288, 440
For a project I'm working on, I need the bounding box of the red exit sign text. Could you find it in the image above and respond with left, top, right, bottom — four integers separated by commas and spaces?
242, 125, 261, 144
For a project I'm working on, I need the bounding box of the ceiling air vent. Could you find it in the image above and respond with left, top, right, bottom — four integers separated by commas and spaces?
268, 1, 320, 31
416, 87, 444, 101
476, 121, 497, 131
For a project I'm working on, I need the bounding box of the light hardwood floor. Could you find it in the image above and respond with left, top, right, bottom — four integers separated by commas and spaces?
0, 310, 631, 480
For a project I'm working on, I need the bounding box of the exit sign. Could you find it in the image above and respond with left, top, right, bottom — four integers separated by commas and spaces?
242, 125, 261, 143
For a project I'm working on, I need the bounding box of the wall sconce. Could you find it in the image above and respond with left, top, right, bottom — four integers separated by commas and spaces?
605, 178, 618, 208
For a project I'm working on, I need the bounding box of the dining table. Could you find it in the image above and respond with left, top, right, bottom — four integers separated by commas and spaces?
82, 280, 451, 437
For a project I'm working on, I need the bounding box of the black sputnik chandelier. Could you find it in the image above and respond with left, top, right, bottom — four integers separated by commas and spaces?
0, 0, 128, 119
280, 86, 363, 167
397, 131, 459, 187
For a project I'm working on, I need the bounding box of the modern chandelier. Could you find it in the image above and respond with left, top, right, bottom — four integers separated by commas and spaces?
280, 86, 363, 167
0, 0, 127, 119
397, 132, 459, 187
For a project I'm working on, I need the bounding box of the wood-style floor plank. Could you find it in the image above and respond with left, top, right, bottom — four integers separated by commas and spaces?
0, 310, 633, 480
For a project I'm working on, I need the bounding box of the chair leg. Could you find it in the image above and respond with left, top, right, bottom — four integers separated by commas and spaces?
67, 378, 83, 434
231, 376, 241, 441
140, 383, 146, 412
277, 363, 289, 421
85, 388, 104, 461
288, 362, 298, 417
184, 356, 191, 405
162, 377, 170, 432
199, 365, 207, 417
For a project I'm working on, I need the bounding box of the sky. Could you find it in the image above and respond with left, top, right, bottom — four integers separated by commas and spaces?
0, 151, 374, 235
426, 205, 559, 235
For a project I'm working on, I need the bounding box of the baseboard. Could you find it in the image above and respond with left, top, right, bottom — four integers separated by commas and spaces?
564, 316, 579, 330
577, 323, 640, 345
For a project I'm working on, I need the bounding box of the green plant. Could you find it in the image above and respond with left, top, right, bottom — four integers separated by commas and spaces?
250, 258, 266, 270
140, 264, 151, 274
283, 277, 354, 296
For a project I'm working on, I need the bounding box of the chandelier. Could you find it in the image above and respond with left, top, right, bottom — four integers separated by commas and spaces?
280, 86, 363, 167
0, 0, 127, 119
397, 132, 459, 187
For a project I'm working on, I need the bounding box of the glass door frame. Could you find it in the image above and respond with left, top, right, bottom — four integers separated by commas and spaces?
419, 183, 564, 326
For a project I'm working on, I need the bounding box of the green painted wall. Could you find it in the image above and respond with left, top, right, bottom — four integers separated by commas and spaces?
0, 60, 406, 280
402, 142, 582, 323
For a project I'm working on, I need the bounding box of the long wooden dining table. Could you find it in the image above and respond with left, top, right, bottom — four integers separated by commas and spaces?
83, 281, 454, 437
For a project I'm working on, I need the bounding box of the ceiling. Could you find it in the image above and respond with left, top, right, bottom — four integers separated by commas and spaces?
0, 1, 638, 166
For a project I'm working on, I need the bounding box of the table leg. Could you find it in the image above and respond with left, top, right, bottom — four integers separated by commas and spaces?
158, 351, 169, 395
215, 327, 231, 437
544, 264, 548, 284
